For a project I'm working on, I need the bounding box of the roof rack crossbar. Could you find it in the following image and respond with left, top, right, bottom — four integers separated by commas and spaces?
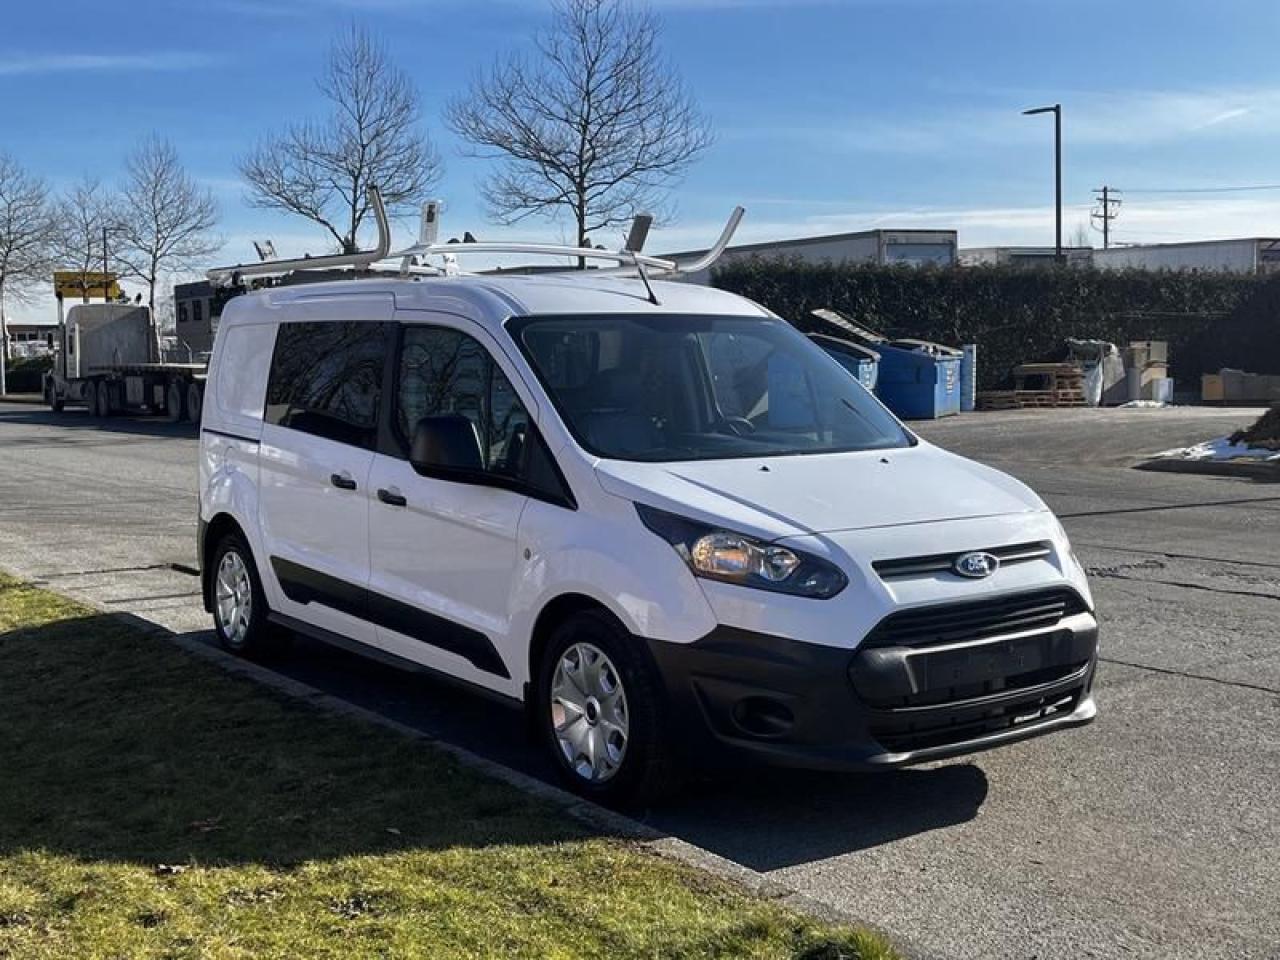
386, 240, 679, 272
206, 186, 392, 286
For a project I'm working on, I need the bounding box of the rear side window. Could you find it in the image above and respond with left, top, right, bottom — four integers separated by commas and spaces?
265, 321, 390, 449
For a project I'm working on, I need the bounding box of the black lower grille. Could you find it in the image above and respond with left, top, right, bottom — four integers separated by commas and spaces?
864, 588, 1088, 650
870, 688, 1083, 754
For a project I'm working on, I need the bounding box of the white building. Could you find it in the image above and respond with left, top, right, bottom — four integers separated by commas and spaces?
1093, 238, 1280, 274
664, 229, 957, 284
960, 246, 1094, 268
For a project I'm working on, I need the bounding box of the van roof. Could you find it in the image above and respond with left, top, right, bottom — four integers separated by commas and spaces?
219, 272, 772, 327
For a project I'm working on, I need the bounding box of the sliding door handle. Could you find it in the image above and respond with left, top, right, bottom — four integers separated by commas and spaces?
377, 487, 407, 507
330, 472, 358, 491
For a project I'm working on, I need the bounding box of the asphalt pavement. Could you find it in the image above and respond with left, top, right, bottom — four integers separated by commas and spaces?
1, 400, 1277, 960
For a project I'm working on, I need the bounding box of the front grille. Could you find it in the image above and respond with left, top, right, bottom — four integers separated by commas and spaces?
863, 588, 1088, 650
870, 689, 1083, 753
873, 541, 1052, 580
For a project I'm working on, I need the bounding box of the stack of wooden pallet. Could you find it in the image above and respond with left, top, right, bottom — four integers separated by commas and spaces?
976, 363, 1087, 410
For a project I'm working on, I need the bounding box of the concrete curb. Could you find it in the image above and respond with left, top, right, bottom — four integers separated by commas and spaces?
0, 563, 925, 959
1134, 456, 1280, 482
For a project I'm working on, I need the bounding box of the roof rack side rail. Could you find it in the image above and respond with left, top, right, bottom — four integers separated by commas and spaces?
676, 206, 745, 274
206, 186, 391, 286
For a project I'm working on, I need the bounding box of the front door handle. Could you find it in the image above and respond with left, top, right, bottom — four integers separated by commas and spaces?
330, 472, 358, 491
377, 487, 407, 507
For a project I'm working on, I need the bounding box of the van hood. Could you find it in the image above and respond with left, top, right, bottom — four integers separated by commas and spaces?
595, 443, 1046, 540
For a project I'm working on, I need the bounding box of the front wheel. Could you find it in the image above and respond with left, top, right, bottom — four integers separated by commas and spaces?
210, 533, 278, 657
537, 610, 679, 806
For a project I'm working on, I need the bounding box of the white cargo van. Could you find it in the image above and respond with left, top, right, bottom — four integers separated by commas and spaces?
197, 197, 1097, 803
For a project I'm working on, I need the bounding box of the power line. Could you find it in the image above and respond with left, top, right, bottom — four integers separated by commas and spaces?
1122, 183, 1280, 194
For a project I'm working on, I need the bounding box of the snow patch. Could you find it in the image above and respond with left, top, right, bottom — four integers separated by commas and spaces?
1152, 436, 1280, 462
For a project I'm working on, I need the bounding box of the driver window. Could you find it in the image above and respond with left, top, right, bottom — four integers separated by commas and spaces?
396, 326, 531, 477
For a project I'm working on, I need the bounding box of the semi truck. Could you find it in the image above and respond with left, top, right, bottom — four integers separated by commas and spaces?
42, 304, 209, 423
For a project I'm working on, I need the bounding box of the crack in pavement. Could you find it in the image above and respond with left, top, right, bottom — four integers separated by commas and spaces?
22, 562, 192, 580
1075, 541, 1280, 571
1091, 570, 1280, 603
1058, 495, 1280, 519
1099, 655, 1280, 696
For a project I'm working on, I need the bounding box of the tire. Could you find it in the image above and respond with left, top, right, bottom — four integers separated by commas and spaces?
209, 531, 279, 657
85, 380, 100, 418
165, 379, 186, 423
536, 610, 680, 806
45, 380, 64, 412
186, 381, 203, 426
96, 380, 112, 418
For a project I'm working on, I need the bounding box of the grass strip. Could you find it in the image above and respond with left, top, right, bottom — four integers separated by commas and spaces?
0, 574, 898, 959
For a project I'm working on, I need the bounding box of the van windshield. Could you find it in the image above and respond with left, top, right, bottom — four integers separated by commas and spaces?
510, 314, 913, 463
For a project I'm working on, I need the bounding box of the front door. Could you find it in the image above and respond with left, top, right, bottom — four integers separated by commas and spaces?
366, 318, 541, 695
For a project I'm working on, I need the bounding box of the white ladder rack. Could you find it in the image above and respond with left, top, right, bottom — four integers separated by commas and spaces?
207, 188, 744, 286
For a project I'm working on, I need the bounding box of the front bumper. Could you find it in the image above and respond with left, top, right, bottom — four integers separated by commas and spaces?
644, 595, 1098, 772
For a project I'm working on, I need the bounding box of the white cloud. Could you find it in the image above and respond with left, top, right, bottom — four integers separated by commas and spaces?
0, 52, 216, 76
726, 86, 1280, 156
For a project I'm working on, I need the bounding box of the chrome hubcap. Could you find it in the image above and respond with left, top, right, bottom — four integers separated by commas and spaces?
214, 550, 252, 646
550, 642, 628, 783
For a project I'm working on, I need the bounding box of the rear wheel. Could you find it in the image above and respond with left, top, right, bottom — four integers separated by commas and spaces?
165, 379, 186, 423
210, 532, 278, 657
536, 610, 679, 806
96, 380, 112, 418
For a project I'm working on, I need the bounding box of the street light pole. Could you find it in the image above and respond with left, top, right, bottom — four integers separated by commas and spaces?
1024, 103, 1063, 263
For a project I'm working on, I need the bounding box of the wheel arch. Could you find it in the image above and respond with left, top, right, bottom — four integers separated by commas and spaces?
201, 512, 250, 612
525, 593, 628, 701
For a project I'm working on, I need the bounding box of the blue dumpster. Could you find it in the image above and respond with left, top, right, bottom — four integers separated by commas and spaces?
875, 339, 963, 420
809, 309, 963, 420
809, 334, 879, 392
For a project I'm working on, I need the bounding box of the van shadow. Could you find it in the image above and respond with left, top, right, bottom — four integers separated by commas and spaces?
211, 628, 991, 873
0, 611, 583, 869
0, 406, 197, 442
649, 763, 989, 872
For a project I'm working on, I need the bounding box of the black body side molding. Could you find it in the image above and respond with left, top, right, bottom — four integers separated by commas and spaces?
269, 556, 511, 679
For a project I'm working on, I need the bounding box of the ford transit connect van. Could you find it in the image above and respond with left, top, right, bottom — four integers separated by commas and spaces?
198, 269, 1097, 803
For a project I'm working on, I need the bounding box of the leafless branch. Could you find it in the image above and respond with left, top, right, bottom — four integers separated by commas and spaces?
0, 154, 56, 360
447, 0, 712, 256
240, 24, 442, 253
114, 135, 221, 356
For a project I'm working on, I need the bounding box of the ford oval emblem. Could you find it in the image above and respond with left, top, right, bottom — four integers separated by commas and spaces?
954, 551, 999, 579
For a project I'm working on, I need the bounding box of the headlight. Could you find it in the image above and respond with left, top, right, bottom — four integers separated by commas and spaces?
635, 504, 847, 599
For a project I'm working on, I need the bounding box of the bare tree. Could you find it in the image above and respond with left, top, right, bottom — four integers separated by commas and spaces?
0, 155, 55, 381
115, 135, 220, 357
52, 176, 118, 305
447, 0, 713, 255
240, 25, 441, 254
0, 156, 54, 396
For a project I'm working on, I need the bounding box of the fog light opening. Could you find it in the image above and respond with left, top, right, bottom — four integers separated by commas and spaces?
732, 696, 795, 739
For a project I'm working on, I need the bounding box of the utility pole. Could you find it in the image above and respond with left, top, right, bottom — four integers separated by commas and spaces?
1091, 186, 1122, 249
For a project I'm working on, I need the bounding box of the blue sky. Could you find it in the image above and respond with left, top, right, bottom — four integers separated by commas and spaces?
6, 0, 1280, 322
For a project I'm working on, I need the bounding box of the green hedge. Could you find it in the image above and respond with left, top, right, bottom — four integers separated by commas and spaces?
3, 354, 52, 394
712, 259, 1280, 390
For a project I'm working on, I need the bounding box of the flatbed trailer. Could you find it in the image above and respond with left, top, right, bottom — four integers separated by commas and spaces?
42, 304, 210, 424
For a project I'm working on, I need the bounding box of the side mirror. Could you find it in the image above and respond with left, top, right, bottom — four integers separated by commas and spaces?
410, 414, 484, 476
